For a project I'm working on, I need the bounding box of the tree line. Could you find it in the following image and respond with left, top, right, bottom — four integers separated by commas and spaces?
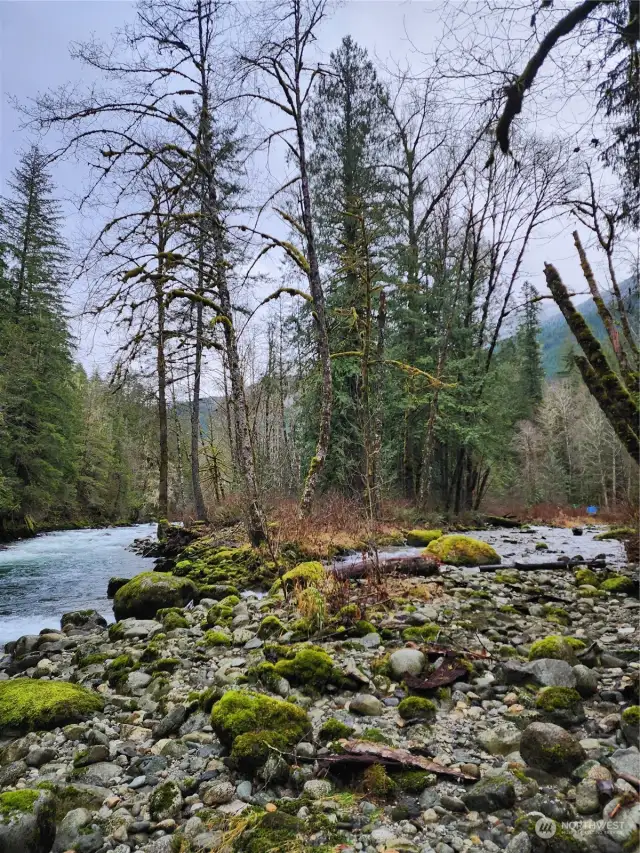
2, 0, 637, 539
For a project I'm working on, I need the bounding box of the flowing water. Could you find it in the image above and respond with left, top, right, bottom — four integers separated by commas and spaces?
0, 524, 156, 647
332, 524, 627, 572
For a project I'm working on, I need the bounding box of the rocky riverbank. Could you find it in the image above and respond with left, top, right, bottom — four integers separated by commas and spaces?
0, 524, 638, 853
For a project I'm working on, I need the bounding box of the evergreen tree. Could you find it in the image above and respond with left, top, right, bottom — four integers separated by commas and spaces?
515, 283, 544, 418
306, 36, 391, 497
0, 147, 79, 533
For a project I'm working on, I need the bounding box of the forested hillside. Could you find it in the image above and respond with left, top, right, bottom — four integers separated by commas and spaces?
1, 0, 637, 541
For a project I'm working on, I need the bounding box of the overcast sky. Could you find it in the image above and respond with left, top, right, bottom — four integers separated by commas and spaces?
0, 0, 632, 380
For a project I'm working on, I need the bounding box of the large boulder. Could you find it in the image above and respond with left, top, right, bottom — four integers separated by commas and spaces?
0, 679, 103, 736
113, 572, 198, 620
425, 535, 500, 567
519, 722, 586, 774
60, 610, 107, 633
462, 773, 516, 811
0, 789, 55, 853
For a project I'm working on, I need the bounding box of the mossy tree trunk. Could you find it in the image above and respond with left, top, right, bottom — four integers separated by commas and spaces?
543, 258, 639, 463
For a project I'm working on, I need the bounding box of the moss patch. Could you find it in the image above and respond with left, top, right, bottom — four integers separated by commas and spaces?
622, 705, 640, 726
528, 635, 584, 662
393, 770, 436, 793
536, 687, 583, 711
202, 630, 232, 647
175, 541, 274, 590
402, 624, 440, 642
594, 526, 637, 540
600, 575, 636, 594
281, 561, 324, 592
210, 690, 309, 769
318, 718, 354, 742
425, 535, 500, 567
273, 648, 338, 691
405, 529, 442, 547
575, 567, 600, 587
113, 572, 198, 620
0, 679, 103, 735
257, 615, 284, 639
0, 789, 40, 818
398, 696, 436, 721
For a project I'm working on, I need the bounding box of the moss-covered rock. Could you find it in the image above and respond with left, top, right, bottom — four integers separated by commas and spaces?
235, 810, 302, 853
257, 615, 285, 639
0, 679, 103, 735
210, 690, 309, 769
273, 648, 338, 691
398, 696, 436, 721
600, 574, 636, 594
113, 572, 198, 620
318, 718, 354, 742
149, 780, 183, 822
405, 529, 442, 547
574, 567, 600, 587
528, 635, 584, 663
0, 789, 55, 853
281, 561, 324, 592
201, 630, 232, 647
402, 624, 440, 643
393, 770, 436, 793
174, 540, 273, 590
519, 721, 586, 774
157, 607, 189, 631
536, 687, 585, 726
425, 535, 500, 567
362, 764, 396, 797
594, 526, 637, 541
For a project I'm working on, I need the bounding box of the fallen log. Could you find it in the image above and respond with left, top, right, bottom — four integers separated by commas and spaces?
481, 515, 522, 529
404, 658, 469, 690
477, 558, 606, 572
319, 740, 476, 781
331, 555, 440, 580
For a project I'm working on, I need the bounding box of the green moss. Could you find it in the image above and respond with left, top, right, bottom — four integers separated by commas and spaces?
398, 696, 436, 721
113, 572, 198, 620
514, 814, 586, 852
273, 648, 338, 690
622, 705, 640, 726
151, 657, 181, 673
371, 653, 390, 676
202, 630, 232, 647
76, 652, 110, 668
106, 653, 134, 687
219, 595, 241, 608
601, 575, 636, 593
402, 624, 440, 642
235, 810, 302, 853
574, 567, 600, 587
318, 718, 354, 741
535, 542, 549, 550
257, 615, 285, 639
393, 770, 436, 793
0, 679, 103, 735
246, 662, 283, 693
157, 608, 190, 630
544, 605, 571, 626
0, 790, 40, 818
594, 526, 637, 540
35, 783, 103, 821
354, 620, 376, 636
362, 764, 395, 797
499, 605, 518, 614
405, 529, 442, 547
495, 571, 519, 585
281, 561, 324, 592
536, 687, 582, 711
426, 534, 500, 567
176, 541, 274, 591
336, 604, 359, 622
528, 635, 584, 662
361, 727, 391, 744
210, 690, 309, 768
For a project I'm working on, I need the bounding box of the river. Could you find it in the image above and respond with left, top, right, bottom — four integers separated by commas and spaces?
0, 523, 156, 647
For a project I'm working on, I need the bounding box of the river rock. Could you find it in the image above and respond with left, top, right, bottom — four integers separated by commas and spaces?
303, 779, 333, 799
519, 722, 586, 774
574, 779, 600, 814
154, 705, 188, 740
0, 789, 55, 853
115, 618, 163, 639
150, 780, 183, 821
52, 807, 103, 853
608, 746, 640, 777
200, 780, 235, 805
477, 723, 522, 755
462, 773, 516, 811
61, 610, 108, 632
349, 693, 383, 716
528, 659, 577, 688
113, 572, 198, 620
389, 649, 425, 680
603, 797, 640, 845
572, 664, 598, 696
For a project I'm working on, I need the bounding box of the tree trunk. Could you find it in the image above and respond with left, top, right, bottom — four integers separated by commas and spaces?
155, 276, 169, 537
190, 279, 207, 522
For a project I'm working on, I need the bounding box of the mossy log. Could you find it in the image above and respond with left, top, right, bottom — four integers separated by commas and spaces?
331, 555, 440, 580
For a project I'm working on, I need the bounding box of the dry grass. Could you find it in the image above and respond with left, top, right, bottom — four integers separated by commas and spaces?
483, 499, 638, 527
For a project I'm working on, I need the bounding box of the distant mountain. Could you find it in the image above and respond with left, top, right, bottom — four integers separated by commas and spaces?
539, 278, 638, 377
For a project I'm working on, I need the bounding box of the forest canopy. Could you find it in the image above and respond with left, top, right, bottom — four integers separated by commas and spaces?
1, 0, 637, 539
